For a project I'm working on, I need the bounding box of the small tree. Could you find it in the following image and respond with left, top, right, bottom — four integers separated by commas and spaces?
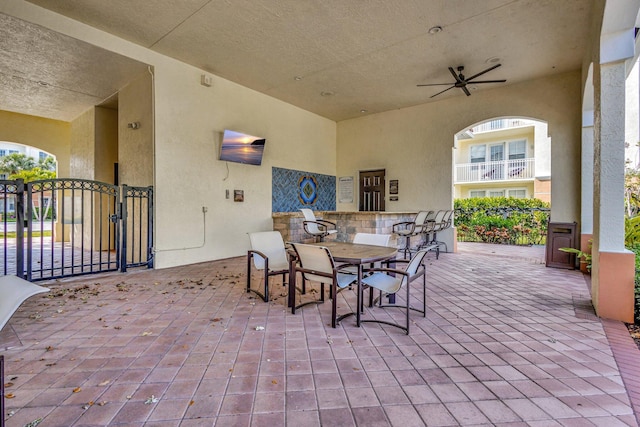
1, 152, 57, 221
0, 152, 36, 176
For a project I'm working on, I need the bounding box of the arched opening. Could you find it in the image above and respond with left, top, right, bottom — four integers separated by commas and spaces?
0, 141, 57, 180
453, 117, 551, 249
0, 141, 57, 224
453, 117, 550, 202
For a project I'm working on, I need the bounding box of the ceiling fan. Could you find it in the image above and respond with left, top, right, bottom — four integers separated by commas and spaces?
417, 63, 506, 98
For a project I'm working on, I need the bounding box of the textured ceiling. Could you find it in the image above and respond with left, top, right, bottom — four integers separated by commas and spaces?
4, 0, 593, 122
0, 12, 149, 122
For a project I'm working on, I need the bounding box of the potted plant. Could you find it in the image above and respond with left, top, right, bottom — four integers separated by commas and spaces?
559, 244, 592, 272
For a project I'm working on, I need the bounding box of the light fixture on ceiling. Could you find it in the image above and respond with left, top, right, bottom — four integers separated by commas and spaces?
428, 26, 442, 35
360, 109, 368, 113
320, 91, 334, 97
485, 56, 501, 64
294, 76, 302, 81
127, 122, 141, 130
37, 81, 49, 86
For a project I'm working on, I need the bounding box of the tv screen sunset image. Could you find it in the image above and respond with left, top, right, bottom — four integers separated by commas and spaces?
219, 130, 266, 165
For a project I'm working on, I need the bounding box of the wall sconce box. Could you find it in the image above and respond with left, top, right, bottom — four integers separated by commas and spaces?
201, 74, 213, 87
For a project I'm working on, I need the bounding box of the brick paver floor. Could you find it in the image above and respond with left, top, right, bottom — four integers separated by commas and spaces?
2, 242, 639, 426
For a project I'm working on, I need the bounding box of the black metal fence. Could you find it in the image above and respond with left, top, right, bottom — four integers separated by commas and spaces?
1, 178, 153, 281
454, 206, 550, 246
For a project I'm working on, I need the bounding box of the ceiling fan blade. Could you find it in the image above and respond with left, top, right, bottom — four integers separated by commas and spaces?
468, 79, 507, 84
430, 85, 455, 98
448, 67, 462, 82
417, 83, 455, 86
462, 86, 471, 96
465, 63, 501, 82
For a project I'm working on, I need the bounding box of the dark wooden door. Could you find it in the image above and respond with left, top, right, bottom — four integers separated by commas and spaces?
359, 169, 385, 211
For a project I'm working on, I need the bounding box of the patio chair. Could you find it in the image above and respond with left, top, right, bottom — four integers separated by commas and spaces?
392, 210, 432, 259
427, 210, 454, 253
0, 275, 50, 334
300, 208, 337, 242
0, 275, 50, 427
360, 249, 428, 334
289, 242, 357, 328
247, 231, 290, 302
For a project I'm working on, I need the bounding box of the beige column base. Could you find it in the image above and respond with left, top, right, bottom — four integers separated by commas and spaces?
593, 250, 635, 323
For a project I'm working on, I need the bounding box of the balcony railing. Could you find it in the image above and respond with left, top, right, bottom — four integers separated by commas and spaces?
472, 119, 531, 133
455, 158, 535, 183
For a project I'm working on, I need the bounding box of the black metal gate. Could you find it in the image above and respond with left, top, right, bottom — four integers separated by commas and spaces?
1, 178, 153, 281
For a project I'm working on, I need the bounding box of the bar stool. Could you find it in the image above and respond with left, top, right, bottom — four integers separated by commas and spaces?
392, 211, 432, 259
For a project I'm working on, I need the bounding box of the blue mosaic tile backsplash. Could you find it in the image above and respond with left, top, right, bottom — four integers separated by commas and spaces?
272, 167, 336, 212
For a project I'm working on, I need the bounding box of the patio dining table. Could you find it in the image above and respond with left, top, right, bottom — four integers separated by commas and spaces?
287, 241, 397, 326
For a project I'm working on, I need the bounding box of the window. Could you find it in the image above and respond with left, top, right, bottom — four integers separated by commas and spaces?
470, 145, 486, 163
8, 150, 19, 155
39, 152, 47, 161
469, 190, 486, 198
508, 140, 526, 159
508, 189, 527, 198
490, 144, 504, 161
0, 173, 6, 180
489, 190, 505, 197
0, 150, 5, 156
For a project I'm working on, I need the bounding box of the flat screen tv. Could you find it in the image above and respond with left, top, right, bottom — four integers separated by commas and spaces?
219, 129, 266, 165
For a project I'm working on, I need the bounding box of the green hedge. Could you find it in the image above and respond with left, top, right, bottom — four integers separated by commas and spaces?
454, 197, 550, 245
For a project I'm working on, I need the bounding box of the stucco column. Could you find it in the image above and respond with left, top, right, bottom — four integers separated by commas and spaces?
592, 59, 635, 322
581, 123, 594, 270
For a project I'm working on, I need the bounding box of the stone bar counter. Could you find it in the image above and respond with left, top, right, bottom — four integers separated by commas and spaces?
273, 211, 417, 246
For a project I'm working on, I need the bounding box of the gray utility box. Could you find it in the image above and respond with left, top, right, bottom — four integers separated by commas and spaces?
545, 221, 577, 269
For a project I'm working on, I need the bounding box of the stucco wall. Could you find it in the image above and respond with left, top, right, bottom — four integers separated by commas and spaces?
152, 61, 336, 267
337, 71, 582, 225
70, 108, 95, 179
119, 71, 153, 187
95, 106, 118, 184
0, 110, 70, 177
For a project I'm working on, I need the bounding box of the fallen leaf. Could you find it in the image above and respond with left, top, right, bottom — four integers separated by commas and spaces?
98, 380, 110, 386
144, 395, 159, 404
73, 387, 82, 393
98, 401, 107, 406
4, 382, 14, 388
141, 331, 152, 336
271, 380, 278, 385
189, 400, 195, 406
5, 393, 15, 399
46, 346, 54, 352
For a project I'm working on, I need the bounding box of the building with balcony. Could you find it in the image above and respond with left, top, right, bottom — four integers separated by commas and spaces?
454, 119, 551, 202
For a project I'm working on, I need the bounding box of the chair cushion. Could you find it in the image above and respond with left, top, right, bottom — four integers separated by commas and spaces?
336, 272, 357, 289
361, 272, 403, 294
0, 275, 50, 332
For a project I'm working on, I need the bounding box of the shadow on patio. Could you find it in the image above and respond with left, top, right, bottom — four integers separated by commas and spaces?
1, 242, 639, 426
